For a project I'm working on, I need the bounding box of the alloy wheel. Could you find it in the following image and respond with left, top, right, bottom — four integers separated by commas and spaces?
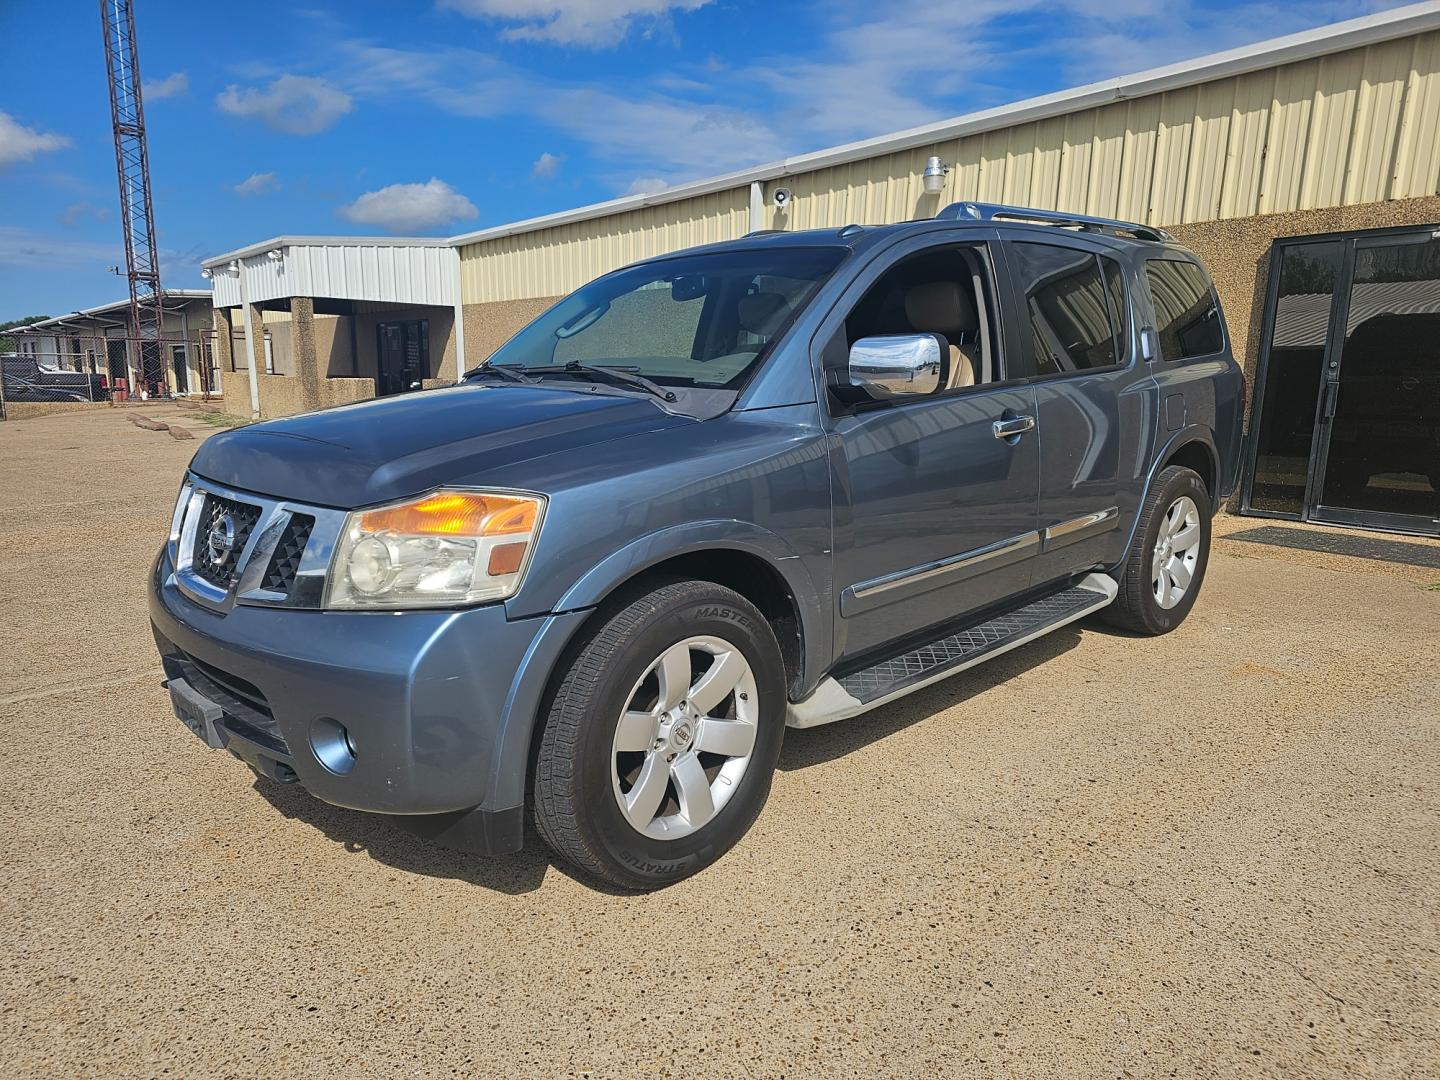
1152, 495, 1201, 610
610, 636, 759, 840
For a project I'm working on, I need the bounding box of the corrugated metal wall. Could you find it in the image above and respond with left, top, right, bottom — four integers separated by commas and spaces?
460, 190, 749, 303
461, 29, 1440, 303
211, 243, 457, 308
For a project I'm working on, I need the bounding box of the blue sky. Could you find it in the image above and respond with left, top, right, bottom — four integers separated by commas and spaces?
0, 0, 1409, 319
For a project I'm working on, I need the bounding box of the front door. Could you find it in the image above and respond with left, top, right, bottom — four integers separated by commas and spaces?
1245, 229, 1440, 536
824, 234, 1041, 661
376, 319, 429, 397
171, 345, 188, 395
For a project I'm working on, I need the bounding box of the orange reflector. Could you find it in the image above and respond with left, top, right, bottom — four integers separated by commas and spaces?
487, 541, 528, 576
359, 492, 539, 537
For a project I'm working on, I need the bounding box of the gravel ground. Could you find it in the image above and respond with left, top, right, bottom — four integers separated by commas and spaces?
2, 407, 1437, 1079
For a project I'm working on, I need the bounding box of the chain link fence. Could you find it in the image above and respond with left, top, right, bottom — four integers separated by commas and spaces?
1, 335, 219, 419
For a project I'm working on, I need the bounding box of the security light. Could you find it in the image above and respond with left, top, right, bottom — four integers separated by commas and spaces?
922, 156, 950, 195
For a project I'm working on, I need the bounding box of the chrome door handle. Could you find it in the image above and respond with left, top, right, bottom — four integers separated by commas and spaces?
992, 415, 1036, 440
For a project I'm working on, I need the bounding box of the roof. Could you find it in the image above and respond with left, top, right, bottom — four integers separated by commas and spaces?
447, 2, 1440, 248
16, 290, 213, 331
202, 234, 454, 269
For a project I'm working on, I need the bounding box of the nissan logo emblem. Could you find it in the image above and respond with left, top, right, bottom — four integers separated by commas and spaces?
206, 513, 238, 564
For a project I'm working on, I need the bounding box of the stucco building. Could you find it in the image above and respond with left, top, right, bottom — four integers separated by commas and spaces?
203, 3, 1440, 535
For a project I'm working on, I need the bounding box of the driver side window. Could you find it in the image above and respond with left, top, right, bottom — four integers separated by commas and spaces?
843, 245, 997, 392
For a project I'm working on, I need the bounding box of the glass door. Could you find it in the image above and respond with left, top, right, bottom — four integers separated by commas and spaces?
1243, 228, 1440, 536
1311, 233, 1440, 534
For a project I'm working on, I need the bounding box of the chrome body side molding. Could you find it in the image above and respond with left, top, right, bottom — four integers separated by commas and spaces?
840, 530, 1040, 617
1041, 506, 1119, 550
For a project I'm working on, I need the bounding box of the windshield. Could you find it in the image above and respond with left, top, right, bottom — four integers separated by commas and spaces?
484, 247, 847, 390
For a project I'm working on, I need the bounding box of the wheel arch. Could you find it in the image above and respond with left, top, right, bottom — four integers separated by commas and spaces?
485, 523, 827, 815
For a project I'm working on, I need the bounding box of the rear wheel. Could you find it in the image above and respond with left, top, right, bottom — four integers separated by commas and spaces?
532, 580, 785, 890
1104, 465, 1212, 635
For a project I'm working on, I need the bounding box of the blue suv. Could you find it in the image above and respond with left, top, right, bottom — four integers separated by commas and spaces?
150, 203, 1244, 888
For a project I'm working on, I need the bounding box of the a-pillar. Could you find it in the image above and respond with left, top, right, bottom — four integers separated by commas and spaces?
290, 296, 322, 411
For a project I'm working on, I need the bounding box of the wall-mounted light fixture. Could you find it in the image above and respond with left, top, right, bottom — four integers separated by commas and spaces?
266, 248, 283, 261
922, 155, 950, 195
200, 267, 213, 280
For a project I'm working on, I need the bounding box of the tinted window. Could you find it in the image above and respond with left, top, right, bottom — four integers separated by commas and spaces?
1146, 258, 1223, 359
1013, 242, 1119, 376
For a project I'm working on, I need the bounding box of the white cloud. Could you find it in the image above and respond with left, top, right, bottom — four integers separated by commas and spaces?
0, 226, 119, 269
337, 178, 479, 233
439, 0, 711, 47
232, 171, 280, 197
622, 176, 668, 195
58, 201, 109, 227
144, 72, 189, 101
0, 111, 71, 170
531, 151, 564, 179
216, 74, 352, 135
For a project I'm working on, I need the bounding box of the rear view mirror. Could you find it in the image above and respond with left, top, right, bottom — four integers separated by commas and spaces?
670, 275, 706, 302
848, 334, 945, 399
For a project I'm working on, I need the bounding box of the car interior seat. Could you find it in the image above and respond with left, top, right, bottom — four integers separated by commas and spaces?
903, 280, 980, 389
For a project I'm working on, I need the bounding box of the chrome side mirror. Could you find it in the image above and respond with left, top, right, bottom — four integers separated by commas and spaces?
848, 334, 944, 399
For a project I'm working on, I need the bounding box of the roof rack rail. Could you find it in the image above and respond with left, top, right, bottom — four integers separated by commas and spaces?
937, 201, 1173, 242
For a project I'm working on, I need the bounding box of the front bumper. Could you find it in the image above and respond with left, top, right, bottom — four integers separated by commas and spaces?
149, 548, 589, 854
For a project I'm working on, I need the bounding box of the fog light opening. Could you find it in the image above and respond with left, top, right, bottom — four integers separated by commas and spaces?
311, 717, 357, 775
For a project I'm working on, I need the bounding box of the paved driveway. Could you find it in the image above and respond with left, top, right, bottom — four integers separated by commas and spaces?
2, 408, 1437, 1078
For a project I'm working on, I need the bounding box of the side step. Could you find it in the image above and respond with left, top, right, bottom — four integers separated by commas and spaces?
786, 572, 1117, 729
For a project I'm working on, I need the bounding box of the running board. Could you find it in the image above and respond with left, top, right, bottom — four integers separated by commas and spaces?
786, 573, 1117, 729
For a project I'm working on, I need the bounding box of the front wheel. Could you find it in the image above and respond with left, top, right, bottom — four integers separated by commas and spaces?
1103, 465, 1212, 635
532, 580, 786, 890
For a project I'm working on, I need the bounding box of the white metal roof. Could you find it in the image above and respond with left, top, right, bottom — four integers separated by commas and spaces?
448, 1, 1440, 248
207, 240, 460, 308
17, 290, 213, 331
202, 234, 454, 270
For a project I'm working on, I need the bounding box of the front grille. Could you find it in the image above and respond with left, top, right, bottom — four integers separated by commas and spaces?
261, 513, 314, 593
191, 494, 262, 589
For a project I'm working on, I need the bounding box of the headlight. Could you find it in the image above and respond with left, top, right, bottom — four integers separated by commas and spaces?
324, 489, 545, 610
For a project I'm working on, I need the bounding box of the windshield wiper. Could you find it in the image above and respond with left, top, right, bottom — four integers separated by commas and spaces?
526, 362, 677, 403
464, 362, 536, 384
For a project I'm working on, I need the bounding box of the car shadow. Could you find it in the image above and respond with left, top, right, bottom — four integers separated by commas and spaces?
779, 622, 1087, 771
251, 780, 560, 895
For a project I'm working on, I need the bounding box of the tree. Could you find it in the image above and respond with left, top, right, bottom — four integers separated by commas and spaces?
0, 316, 51, 353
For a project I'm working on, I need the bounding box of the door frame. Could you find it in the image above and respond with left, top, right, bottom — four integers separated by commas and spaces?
1239, 222, 1440, 536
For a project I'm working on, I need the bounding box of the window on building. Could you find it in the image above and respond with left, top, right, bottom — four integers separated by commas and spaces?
1013, 242, 1122, 376
1146, 258, 1223, 360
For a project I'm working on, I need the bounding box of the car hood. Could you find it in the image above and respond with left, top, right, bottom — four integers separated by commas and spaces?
188, 383, 693, 507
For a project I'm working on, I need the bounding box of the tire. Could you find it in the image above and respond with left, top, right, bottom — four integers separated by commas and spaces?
532, 579, 786, 890
1103, 465, 1212, 636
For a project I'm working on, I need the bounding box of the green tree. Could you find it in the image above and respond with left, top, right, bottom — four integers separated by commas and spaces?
0, 316, 51, 353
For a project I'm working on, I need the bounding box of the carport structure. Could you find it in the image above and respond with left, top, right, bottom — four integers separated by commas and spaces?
203, 237, 465, 418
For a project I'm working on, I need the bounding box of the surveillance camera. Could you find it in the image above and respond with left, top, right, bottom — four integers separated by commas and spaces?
772, 187, 792, 207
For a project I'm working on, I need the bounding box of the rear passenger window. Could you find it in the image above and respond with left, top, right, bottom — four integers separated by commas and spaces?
1013, 242, 1121, 377
1145, 259, 1223, 359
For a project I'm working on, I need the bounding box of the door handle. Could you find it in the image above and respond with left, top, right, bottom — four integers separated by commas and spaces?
992, 415, 1036, 440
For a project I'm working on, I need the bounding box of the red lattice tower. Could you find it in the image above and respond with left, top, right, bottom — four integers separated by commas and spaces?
100, 0, 166, 395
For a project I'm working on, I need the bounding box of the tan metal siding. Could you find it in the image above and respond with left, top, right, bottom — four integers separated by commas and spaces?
461, 190, 748, 302
460, 29, 1440, 303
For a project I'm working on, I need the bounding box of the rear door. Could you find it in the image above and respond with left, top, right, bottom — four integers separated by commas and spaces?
1002, 235, 1138, 587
